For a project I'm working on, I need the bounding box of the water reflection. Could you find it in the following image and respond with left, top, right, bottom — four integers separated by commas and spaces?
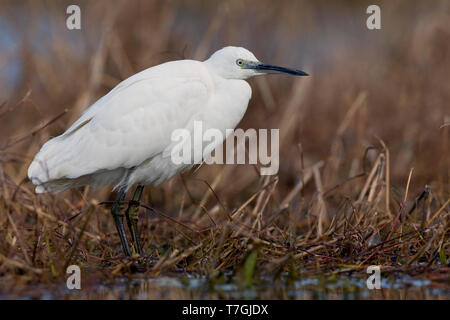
38, 272, 449, 300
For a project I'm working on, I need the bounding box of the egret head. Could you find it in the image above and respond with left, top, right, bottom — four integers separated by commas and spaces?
205, 46, 308, 80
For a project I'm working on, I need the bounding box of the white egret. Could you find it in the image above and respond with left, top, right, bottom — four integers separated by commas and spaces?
28, 46, 308, 256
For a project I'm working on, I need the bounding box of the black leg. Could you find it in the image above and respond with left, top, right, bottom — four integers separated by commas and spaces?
111, 187, 132, 256
125, 185, 144, 255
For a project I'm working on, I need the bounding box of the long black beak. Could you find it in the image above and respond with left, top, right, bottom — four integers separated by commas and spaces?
250, 62, 309, 76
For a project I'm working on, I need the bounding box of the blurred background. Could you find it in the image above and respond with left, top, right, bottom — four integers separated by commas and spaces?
0, 0, 448, 204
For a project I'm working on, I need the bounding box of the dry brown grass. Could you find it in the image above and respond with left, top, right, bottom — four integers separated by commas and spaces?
0, 0, 449, 299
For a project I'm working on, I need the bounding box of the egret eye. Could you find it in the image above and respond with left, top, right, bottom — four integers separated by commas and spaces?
236, 59, 244, 67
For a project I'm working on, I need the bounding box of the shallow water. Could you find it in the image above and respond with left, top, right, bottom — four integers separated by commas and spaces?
4, 271, 447, 300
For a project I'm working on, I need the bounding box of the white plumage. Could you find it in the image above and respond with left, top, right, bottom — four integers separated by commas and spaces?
28, 46, 307, 194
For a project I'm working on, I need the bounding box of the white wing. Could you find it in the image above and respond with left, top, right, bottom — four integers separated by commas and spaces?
28, 60, 212, 188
